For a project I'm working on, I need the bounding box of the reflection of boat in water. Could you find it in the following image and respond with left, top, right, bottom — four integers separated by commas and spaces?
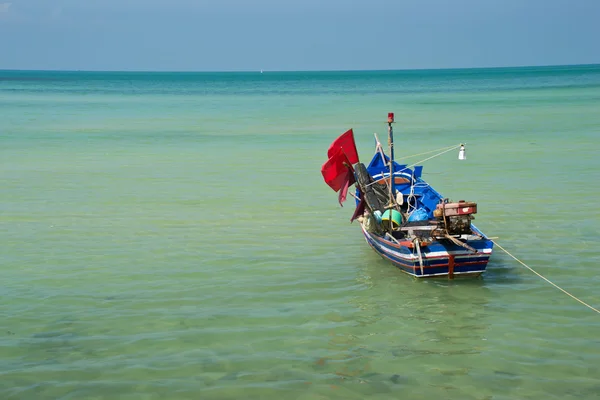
321, 113, 494, 279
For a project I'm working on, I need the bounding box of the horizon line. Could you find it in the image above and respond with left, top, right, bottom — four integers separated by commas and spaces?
1, 63, 599, 74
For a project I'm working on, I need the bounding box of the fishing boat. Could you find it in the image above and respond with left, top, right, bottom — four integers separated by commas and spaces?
321, 113, 494, 278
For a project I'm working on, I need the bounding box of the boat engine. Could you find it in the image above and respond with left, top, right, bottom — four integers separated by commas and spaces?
433, 200, 477, 235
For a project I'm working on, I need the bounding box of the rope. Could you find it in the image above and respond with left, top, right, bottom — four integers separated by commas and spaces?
400, 144, 462, 173
492, 240, 600, 315
397, 144, 462, 161
365, 144, 462, 189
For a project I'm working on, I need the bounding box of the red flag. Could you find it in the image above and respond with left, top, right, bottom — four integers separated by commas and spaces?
321, 147, 355, 192
350, 194, 366, 222
327, 129, 359, 165
337, 169, 353, 206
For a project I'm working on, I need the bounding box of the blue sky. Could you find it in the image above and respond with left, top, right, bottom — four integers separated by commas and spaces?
1, 0, 599, 71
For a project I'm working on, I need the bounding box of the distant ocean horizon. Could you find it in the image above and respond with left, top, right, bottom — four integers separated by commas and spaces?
2, 62, 599, 74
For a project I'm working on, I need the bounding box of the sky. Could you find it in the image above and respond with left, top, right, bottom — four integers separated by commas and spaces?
1, 0, 599, 71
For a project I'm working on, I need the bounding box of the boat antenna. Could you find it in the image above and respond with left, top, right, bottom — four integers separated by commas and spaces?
387, 112, 396, 210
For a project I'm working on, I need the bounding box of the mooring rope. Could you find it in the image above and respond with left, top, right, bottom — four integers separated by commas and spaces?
492, 240, 600, 315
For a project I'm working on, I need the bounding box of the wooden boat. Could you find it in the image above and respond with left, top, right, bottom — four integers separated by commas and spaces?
321, 113, 493, 278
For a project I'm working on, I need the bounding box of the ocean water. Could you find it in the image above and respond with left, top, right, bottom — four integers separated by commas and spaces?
1, 65, 600, 399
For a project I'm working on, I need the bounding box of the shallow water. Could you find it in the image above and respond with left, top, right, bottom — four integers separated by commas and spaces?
1, 65, 600, 399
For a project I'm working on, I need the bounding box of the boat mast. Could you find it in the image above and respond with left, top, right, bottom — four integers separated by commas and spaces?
387, 112, 396, 209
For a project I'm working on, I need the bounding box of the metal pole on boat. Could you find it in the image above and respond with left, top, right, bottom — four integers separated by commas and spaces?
387, 113, 396, 209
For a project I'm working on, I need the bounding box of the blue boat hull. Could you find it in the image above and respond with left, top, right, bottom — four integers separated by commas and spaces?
361, 224, 494, 278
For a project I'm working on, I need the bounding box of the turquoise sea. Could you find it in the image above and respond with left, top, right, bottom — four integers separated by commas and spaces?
1, 65, 600, 399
